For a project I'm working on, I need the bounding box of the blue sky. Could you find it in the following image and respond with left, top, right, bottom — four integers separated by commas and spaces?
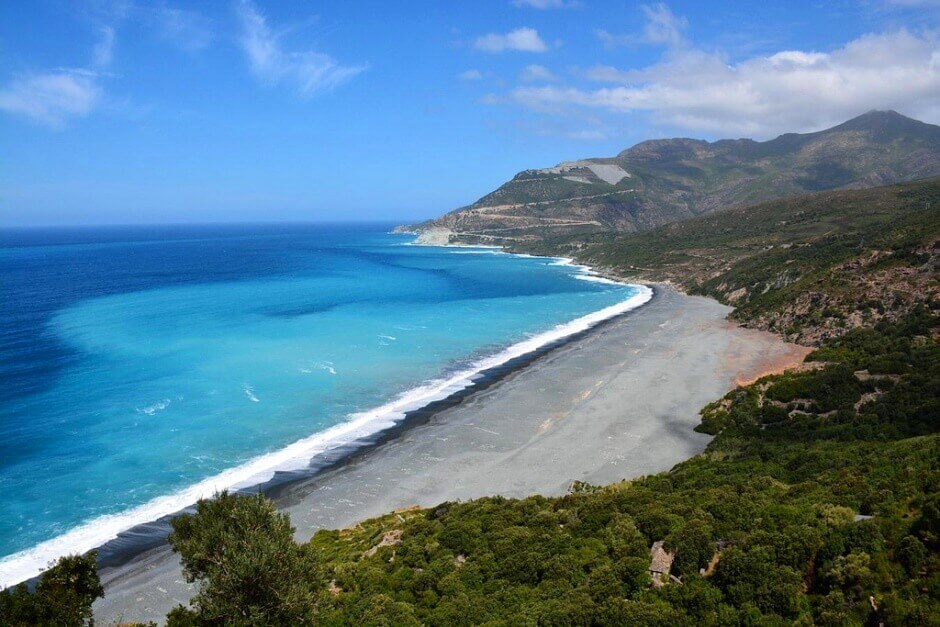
1, 0, 938, 226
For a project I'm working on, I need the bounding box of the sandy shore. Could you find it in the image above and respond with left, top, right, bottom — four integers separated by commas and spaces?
93, 287, 808, 625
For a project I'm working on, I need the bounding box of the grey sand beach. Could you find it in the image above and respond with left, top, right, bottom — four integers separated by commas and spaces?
94, 287, 810, 625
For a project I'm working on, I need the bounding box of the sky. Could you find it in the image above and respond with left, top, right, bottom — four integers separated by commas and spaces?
1, 0, 939, 226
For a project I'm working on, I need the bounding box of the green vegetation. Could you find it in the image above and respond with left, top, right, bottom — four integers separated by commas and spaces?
150, 311, 937, 626
535, 176, 939, 345
0, 553, 103, 626
166, 492, 318, 625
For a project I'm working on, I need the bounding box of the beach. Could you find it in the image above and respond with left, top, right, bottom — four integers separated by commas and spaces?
93, 286, 809, 625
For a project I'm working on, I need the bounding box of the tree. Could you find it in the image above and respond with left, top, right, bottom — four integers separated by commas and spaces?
824, 552, 874, 602
896, 536, 927, 576
0, 552, 103, 627
668, 518, 714, 577
713, 546, 804, 618
166, 491, 317, 626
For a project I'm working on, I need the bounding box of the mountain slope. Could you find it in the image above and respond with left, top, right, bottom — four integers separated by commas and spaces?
538, 176, 939, 345
407, 111, 940, 244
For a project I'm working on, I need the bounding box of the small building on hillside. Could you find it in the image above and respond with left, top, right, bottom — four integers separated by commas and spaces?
649, 541, 675, 588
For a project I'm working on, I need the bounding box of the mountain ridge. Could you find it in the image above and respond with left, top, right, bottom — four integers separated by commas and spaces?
403, 110, 940, 245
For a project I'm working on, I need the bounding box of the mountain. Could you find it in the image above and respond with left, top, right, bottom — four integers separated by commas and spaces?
404, 111, 940, 245
544, 176, 939, 345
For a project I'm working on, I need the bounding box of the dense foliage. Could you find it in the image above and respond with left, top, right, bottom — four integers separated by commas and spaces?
155, 312, 939, 626
166, 492, 318, 625
530, 177, 940, 345
0, 553, 103, 626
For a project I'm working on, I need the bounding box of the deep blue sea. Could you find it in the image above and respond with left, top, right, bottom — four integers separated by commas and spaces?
0, 223, 648, 584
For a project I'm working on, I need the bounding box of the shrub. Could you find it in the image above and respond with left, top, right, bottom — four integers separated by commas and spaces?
166, 491, 318, 626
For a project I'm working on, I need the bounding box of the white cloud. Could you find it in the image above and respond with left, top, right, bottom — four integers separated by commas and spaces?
595, 30, 630, 48
511, 29, 940, 137
0, 2, 210, 130
0, 70, 102, 128
459, 69, 483, 80
83, 1, 211, 69
582, 65, 635, 83
565, 129, 607, 140
236, 0, 366, 96
93, 26, 116, 67
474, 27, 549, 53
521, 64, 556, 81
597, 2, 687, 48
147, 4, 212, 52
640, 3, 687, 46
766, 50, 828, 66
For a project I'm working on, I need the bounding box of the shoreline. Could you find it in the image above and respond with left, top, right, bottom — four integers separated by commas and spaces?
0, 247, 650, 589
93, 285, 810, 625
95, 284, 654, 574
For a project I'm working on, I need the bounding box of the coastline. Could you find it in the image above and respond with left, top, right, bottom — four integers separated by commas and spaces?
93, 285, 810, 625
0, 246, 650, 589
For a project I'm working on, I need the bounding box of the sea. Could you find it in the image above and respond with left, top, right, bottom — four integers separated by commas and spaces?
0, 223, 650, 586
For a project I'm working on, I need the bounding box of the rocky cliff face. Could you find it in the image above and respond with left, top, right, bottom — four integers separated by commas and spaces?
406, 111, 940, 244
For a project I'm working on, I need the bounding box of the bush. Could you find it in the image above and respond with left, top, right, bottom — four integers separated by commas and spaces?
167, 491, 318, 626
0, 553, 103, 627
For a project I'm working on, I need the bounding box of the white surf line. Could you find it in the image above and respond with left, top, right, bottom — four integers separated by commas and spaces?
424, 241, 630, 289
0, 253, 651, 589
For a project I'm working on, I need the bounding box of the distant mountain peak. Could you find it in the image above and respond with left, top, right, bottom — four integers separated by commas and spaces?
834, 109, 932, 133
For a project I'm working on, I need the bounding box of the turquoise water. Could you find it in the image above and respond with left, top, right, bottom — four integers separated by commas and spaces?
0, 224, 646, 584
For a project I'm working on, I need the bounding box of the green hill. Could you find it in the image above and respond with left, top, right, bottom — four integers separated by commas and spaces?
540, 176, 939, 346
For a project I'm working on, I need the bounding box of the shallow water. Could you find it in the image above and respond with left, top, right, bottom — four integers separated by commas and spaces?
0, 223, 644, 584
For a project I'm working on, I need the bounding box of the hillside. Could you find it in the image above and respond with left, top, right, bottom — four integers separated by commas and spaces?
405, 111, 940, 244
531, 177, 940, 346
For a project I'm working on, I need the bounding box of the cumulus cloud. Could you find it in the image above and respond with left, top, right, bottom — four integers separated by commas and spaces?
459, 69, 483, 80
521, 64, 556, 81
511, 29, 940, 137
474, 27, 549, 53
236, 0, 366, 96
0, 70, 103, 128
